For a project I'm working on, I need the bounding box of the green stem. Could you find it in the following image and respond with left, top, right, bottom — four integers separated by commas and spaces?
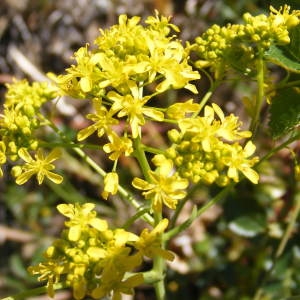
122, 207, 151, 229
133, 136, 152, 182
133, 135, 166, 299
153, 252, 165, 300
270, 79, 300, 92
40, 141, 101, 150
253, 191, 300, 300
193, 80, 220, 117
1, 283, 67, 300
250, 52, 265, 134
142, 145, 165, 155
257, 132, 300, 166
170, 194, 189, 229
165, 183, 234, 241
276, 192, 300, 258
73, 146, 154, 225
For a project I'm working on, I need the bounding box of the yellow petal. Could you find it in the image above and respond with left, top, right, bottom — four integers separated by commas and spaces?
46, 171, 63, 184
18, 148, 33, 162
68, 225, 81, 241
89, 218, 108, 231
80, 77, 92, 92
132, 177, 151, 190
242, 168, 259, 184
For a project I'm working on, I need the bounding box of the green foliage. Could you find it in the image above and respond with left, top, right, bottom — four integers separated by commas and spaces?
265, 24, 300, 73
269, 88, 300, 138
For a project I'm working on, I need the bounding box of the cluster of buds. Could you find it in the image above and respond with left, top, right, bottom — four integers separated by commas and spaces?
0, 80, 56, 177
0, 80, 55, 159
193, 5, 300, 75
162, 103, 259, 186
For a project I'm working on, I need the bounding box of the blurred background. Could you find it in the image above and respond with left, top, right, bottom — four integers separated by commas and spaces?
1, 0, 300, 299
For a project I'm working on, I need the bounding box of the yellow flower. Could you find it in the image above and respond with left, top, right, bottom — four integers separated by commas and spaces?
0, 141, 6, 177
134, 218, 174, 261
77, 99, 118, 141
132, 160, 188, 212
166, 99, 201, 120
270, 5, 300, 29
108, 82, 164, 138
103, 132, 133, 160
92, 270, 143, 300
212, 103, 252, 141
223, 141, 259, 184
102, 172, 119, 199
57, 203, 108, 241
28, 261, 68, 298
13, 148, 63, 185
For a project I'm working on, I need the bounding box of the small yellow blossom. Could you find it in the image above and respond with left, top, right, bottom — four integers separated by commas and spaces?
28, 261, 68, 298
166, 99, 201, 120
102, 172, 119, 199
108, 82, 164, 138
12, 148, 63, 185
103, 132, 133, 160
132, 160, 188, 212
223, 141, 259, 184
77, 99, 118, 141
92, 269, 143, 300
5, 79, 56, 112
269, 5, 300, 30
0, 141, 6, 177
57, 203, 108, 241
134, 218, 174, 261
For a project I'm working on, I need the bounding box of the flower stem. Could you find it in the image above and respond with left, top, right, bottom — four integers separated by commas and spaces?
165, 183, 234, 241
73, 146, 154, 225
133, 135, 166, 299
193, 80, 220, 117
250, 52, 265, 134
257, 132, 300, 166
1, 283, 67, 300
276, 192, 300, 258
133, 136, 152, 182
253, 189, 300, 300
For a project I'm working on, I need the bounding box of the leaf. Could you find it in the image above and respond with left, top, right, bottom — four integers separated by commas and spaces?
265, 24, 300, 73
269, 88, 300, 139
265, 45, 300, 73
228, 214, 266, 237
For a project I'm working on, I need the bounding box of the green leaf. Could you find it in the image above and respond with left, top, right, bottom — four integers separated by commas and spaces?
265, 24, 300, 73
265, 44, 300, 73
269, 88, 300, 139
228, 214, 266, 237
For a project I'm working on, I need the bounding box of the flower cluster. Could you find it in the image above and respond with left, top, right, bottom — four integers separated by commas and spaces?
0, 79, 63, 184
0, 80, 56, 160
159, 103, 259, 187
28, 203, 173, 300
47, 12, 200, 198
193, 5, 300, 76
50, 12, 200, 140
52, 12, 200, 99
